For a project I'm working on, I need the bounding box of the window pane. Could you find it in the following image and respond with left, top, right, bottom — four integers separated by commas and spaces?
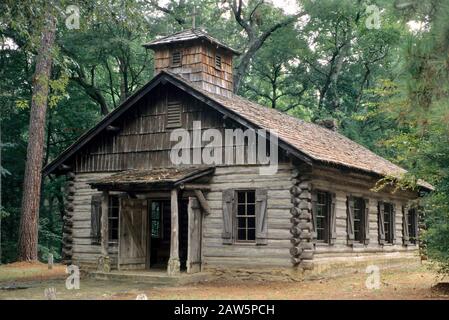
248, 217, 255, 229
237, 204, 245, 215
237, 217, 246, 228
247, 192, 255, 204
248, 228, 256, 241
237, 228, 246, 240
247, 204, 255, 216
238, 192, 245, 204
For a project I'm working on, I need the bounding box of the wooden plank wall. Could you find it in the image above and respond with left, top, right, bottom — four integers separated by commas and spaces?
201, 163, 294, 268
309, 167, 419, 263
74, 85, 286, 173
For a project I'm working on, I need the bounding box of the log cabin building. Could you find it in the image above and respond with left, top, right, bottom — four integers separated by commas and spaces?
43, 29, 432, 278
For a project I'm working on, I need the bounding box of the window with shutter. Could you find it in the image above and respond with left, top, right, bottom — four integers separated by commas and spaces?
171, 51, 182, 67
90, 194, 102, 245
166, 101, 182, 128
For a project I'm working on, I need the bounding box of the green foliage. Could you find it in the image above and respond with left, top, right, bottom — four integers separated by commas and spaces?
0, 0, 447, 270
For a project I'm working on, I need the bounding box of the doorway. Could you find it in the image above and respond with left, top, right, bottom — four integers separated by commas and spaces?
148, 199, 188, 271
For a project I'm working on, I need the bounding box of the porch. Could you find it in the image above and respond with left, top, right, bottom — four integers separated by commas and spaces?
88, 166, 214, 276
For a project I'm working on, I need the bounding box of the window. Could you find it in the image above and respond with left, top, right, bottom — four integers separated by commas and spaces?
215, 54, 222, 69
150, 201, 163, 239
315, 191, 331, 243
171, 51, 182, 67
383, 203, 394, 244
353, 197, 366, 243
108, 196, 119, 243
408, 208, 417, 244
166, 101, 182, 128
235, 190, 256, 242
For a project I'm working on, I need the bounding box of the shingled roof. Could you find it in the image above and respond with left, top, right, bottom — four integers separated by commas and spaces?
143, 28, 241, 55
164, 71, 433, 190
43, 70, 432, 190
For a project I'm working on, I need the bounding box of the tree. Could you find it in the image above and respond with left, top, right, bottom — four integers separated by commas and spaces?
17, 11, 57, 261
226, 0, 307, 92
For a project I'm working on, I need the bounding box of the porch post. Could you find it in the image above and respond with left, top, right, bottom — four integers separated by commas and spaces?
168, 188, 180, 276
99, 190, 110, 272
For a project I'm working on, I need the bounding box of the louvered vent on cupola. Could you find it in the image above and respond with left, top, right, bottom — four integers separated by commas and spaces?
166, 101, 182, 128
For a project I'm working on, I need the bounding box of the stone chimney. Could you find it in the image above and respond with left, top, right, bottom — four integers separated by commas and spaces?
143, 29, 240, 97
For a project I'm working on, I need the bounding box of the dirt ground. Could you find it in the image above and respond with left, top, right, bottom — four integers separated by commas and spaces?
1, 262, 449, 300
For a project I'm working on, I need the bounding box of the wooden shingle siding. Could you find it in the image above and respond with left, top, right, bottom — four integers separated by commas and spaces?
153, 41, 234, 96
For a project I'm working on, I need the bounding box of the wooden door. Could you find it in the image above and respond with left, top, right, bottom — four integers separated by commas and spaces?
187, 197, 202, 273
119, 198, 148, 270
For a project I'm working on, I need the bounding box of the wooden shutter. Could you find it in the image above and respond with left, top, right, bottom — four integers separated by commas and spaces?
329, 193, 337, 245
256, 189, 268, 245
364, 199, 370, 245
90, 194, 102, 245
391, 203, 397, 244
311, 191, 318, 242
347, 196, 355, 245
222, 189, 234, 244
402, 205, 410, 245
378, 201, 385, 244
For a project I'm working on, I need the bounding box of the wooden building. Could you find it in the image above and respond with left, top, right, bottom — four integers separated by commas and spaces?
44, 29, 432, 277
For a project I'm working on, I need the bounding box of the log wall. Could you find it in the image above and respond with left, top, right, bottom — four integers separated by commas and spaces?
306, 166, 420, 267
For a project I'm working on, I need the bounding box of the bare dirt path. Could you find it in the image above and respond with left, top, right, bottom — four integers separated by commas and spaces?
0, 263, 448, 300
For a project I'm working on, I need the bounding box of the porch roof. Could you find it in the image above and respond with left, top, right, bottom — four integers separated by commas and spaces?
89, 166, 214, 191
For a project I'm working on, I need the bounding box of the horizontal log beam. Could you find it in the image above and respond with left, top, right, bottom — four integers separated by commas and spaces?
180, 183, 211, 190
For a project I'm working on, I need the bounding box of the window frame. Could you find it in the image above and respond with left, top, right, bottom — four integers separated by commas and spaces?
108, 195, 120, 244
352, 197, 366, 243
315, 190, 331, 243
234, 190, 257, 243
383, 202, 394, 244
408, 208, 418, 244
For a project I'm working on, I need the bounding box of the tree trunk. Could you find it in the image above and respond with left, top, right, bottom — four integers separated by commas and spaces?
17, 13, 56, 262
